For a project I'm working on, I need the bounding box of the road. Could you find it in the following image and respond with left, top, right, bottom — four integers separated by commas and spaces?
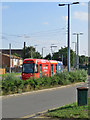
2, 82, 88, 118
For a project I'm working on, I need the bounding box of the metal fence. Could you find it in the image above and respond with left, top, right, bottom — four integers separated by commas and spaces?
5, 66, 22, 73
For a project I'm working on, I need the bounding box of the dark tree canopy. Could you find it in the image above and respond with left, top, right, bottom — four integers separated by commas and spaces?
22, 46, 41, 59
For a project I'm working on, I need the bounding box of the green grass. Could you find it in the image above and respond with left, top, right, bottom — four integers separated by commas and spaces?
45, 101, 90, 119
0, 73, 21, 77
88, 98, 90, 118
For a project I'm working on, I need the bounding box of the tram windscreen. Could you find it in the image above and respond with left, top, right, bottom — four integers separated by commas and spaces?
22, 63, 34, 73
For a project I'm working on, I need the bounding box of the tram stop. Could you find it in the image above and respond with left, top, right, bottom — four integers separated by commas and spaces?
77, 87, 88, 106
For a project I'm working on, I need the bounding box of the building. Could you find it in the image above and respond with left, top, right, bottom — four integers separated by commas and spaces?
1, 53, 23, 68
0, 49, 23, 57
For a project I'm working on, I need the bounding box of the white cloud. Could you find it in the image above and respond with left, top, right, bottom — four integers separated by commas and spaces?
43, 22, 49, 25
62, 16, 68, 21
73, 11, 88, 21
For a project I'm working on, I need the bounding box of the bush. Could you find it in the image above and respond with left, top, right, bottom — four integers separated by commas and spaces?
69, 70, 88, 83
1, 70, 88, 95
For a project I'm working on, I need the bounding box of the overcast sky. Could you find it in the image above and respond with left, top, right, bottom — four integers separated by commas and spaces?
1, 0, 88, 57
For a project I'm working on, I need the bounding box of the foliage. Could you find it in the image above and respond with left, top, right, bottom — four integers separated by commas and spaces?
52, 47, 75, 66
22, 46, 41, 59
44, 53, 51, 60
1, 70, 87, 95
69, 70, 88, 83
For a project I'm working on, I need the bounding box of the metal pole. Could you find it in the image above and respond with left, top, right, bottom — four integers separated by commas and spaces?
51, 46, 52, 60
67, 4, 70, 71
77, 34, 79, 70
24, 42, 26, 59
42, 48, 43, 58
73, 51, 74, 70
75, 42, 77, 68
9, 43, 11, 73
62, 54, 63, 63
31, 47, 32, 58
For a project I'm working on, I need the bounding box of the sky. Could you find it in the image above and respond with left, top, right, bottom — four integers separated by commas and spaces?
1, 0, 88, 57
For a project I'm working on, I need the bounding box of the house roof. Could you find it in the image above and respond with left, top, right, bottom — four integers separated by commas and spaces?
1, 53, 23, 59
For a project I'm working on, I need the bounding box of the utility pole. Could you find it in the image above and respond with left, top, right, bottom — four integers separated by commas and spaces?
62, 54, 63, 63
58, 2, 79, 72
34, 45, 37, 58
42, 47, 45, 58
24, 42, 26, 59
67, 4, 70, 72
9, 43, 11, 73
31, 47, 32, 58
72, 42, 76, 69
50, 45, 57, 60
73, 33, 83, 70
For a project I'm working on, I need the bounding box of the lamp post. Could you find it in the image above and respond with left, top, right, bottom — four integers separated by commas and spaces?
34, 45, 37, 58
73, 33, 83, 70
58, 2, 79, 72
72, 42, 77, 69
42, 47, 45, 58
9, 43, 11, 73
50, 44, 57, 60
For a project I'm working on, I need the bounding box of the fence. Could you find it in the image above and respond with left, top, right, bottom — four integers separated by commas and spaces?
0, 68, 5, 74
5, 66, 22, 73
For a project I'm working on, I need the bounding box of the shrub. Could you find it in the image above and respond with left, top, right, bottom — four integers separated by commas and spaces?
1, 70, 88, 95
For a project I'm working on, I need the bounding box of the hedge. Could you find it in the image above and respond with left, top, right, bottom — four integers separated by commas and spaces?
0, 69, 88, 95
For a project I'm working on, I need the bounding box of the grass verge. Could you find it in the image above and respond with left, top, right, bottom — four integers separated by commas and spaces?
0, 73, 21, 77
44, 98, 90, 119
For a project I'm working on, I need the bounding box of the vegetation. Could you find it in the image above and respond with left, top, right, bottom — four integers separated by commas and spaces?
22, 46, 42, 59
45, 102, 89, 119
0, 69, 87, 95
44, 46, 89, 67
0, 72, 21, 77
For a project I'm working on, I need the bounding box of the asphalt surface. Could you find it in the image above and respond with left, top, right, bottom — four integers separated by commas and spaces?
2, 82, 88, 118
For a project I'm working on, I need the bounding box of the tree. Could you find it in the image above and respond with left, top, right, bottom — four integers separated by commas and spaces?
79, 55, 85, 65
22, 46, 41, 59
52, 47, 75, 67
44, 53, 51, 60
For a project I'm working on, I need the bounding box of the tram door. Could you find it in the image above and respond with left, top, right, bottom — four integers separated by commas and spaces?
40, 64, 42, 77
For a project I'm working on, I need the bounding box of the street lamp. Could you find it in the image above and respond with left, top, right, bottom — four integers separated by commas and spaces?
72, 42, 77, 69
73, 33, 83, 70
42, 47, 45, 58
34, 45, 37, 58
50, 44, 57, 60
58, 2, 79, 72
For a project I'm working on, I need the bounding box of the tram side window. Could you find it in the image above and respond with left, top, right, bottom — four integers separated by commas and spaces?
51, 64, 53, 76
55, 64, 57, 74
34, 64, 38, 73
40, 64, 42, 77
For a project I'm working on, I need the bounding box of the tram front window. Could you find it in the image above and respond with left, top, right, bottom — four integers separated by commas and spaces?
22, 63, 34, 73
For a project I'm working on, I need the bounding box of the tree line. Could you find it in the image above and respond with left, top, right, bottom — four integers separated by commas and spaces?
14, 46, 89, 67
